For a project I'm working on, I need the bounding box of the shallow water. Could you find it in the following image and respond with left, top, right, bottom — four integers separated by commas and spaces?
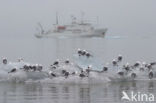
1, 34, 156, 103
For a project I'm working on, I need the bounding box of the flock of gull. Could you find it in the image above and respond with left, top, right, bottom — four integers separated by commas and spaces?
0, 49, 156, 83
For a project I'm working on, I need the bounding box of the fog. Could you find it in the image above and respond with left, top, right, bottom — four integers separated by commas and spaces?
0, 0, 156, 37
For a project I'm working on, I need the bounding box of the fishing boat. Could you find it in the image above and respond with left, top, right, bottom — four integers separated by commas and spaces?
35, 14, 108, 38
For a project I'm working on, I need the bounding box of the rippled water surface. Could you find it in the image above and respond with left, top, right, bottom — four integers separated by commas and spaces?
1, 34, 156, 103
0, 81, 156, 103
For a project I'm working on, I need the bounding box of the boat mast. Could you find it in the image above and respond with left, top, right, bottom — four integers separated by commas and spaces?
96, 16, 99, 27
81, 11, 85, 24
56, 12, 58, 25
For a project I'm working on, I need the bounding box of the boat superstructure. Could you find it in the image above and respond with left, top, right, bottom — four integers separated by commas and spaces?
35, 14, 107, 38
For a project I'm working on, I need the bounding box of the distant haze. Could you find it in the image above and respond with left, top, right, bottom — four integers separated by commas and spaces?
0, 0, 156, 37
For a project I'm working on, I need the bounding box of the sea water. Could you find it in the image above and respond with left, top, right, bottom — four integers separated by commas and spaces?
0, 34, 156, 103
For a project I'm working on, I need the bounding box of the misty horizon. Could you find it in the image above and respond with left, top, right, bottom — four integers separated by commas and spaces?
0, 0, 156, 37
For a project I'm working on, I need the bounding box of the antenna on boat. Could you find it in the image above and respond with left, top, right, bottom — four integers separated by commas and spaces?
71, 15, 76, 24
96, 16, 99, 26
56, 12, 59, 25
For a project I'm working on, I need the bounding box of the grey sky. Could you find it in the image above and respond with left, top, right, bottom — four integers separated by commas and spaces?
0, 0, 156, 37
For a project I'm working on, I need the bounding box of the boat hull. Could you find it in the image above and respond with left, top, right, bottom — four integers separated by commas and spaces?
35, 28, 107, 38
